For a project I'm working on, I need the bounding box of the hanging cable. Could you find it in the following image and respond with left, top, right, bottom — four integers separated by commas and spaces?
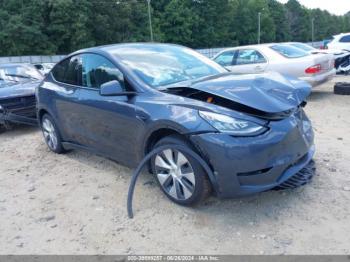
127, 144, 216, 219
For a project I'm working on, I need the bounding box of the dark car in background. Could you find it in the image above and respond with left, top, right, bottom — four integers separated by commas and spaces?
36, 43, 315, 206
0, 63, 43, 128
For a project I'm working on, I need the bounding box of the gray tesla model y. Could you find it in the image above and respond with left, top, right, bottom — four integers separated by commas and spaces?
36, 43, 315, 205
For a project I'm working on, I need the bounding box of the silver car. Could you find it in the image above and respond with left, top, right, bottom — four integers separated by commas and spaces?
286, 42, 348, 56
213, 43, 335, 87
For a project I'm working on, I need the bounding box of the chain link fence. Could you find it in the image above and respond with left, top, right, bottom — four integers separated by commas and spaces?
0, 42, 324, 64
0, 55, 66, 64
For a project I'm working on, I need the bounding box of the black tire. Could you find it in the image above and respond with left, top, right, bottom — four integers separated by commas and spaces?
151, 135, 211, 206
334, 82, 350, 95
0, 124, 5, 133
41, 114, 65, 154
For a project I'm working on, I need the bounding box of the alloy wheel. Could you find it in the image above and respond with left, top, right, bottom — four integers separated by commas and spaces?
154, 149, 196, 200
42, 118, 58, 150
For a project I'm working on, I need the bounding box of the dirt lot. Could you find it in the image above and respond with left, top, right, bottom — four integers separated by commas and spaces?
0, 76, 349, 255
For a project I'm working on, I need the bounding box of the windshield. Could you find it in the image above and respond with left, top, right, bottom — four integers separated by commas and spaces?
290, 43, 315, 52
270, 44, 309, 58
111, 44, 226, 88
0, 64, 43, 87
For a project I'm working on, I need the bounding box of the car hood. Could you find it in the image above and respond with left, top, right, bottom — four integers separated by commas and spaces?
0, 80, 40, 100
187, 72, 311, 114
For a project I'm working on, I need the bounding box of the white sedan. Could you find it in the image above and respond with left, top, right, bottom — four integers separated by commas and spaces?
213, 43, 335, 87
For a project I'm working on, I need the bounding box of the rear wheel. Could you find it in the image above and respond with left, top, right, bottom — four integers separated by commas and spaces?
151, 135, 211, 206
41, 114, 65, 153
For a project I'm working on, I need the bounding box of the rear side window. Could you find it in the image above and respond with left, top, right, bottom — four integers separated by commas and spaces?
65, 56, 82, 85
214, 51, 235, 66
270, 44, 309, 58
82, 53, 124, 89
51, 59, 69, 83
290, 43, 314, 52
339, 35, 350, 43
51, 55, 82, 85
235, 49, 266, 65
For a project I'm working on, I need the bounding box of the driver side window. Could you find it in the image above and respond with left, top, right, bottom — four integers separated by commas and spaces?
81, 53, 125, 90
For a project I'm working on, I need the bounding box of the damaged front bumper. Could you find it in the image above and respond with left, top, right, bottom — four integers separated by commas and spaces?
190, 109, 315, 198
0, 96, 38, 127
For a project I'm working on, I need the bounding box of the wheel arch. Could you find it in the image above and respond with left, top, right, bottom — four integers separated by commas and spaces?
37, 108, 49, 123
144, 127, 184, 157
143, 126, 219, 195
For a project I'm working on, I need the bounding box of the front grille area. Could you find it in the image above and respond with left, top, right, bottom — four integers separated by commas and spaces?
237, 167, 272, 177
274, 159, 316, 190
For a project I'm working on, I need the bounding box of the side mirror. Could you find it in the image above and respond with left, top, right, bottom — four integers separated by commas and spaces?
100, 80, 130, 96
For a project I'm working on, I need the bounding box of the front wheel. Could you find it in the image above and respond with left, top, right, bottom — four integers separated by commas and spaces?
151, 135, 211, 206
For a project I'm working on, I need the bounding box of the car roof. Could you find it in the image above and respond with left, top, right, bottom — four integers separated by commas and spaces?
73, 42, 185, 55
214, 42, 315, 54
333, 32, 350, 38
213, 44, 277, 56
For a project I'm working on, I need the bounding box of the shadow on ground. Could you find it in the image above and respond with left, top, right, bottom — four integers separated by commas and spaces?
0, 124, 38, 136
58, 143, 309, 224
308, 90, 334, 101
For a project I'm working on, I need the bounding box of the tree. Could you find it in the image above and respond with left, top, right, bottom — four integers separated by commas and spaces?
0, 0, 55, 55
268, 0, 291, 42
159, 0, 199, 46
285, 0, 311, 41
0, 0, 350, 55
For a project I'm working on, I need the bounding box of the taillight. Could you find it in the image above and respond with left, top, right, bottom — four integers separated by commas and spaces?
305, 64, 321, 74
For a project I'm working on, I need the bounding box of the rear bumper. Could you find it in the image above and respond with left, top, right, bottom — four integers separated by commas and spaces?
190, 110, 315, 198
300, 68, 336, 87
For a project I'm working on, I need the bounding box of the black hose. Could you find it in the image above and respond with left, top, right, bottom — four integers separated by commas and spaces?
127, 144, 215, 219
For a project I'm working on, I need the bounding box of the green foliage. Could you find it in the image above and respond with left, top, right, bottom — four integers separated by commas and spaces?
0, 0, 349, 56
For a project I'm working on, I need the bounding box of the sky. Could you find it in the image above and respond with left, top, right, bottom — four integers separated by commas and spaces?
277, 0, 350, 16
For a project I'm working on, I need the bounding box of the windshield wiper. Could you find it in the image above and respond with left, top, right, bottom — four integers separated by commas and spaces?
5, 74, 39, 80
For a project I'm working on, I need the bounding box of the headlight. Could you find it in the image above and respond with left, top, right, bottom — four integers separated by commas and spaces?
199, 111, 267, 136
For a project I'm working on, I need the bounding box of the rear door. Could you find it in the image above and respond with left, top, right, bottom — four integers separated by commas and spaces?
50, 55, 82, 142
213, 50, 236, 69
230, 49, 268, 74
76, 53, 142, 166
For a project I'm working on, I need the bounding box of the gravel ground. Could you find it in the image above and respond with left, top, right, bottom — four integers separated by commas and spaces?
0, 76, 349, 255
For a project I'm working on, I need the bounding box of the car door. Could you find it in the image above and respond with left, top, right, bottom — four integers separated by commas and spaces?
229, 49, 268, 74
75, 53, 142, 166
50, 55, 83, 142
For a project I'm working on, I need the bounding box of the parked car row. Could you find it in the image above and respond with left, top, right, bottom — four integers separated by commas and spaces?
213, 42, 336, 87
0, 41, 325, 205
